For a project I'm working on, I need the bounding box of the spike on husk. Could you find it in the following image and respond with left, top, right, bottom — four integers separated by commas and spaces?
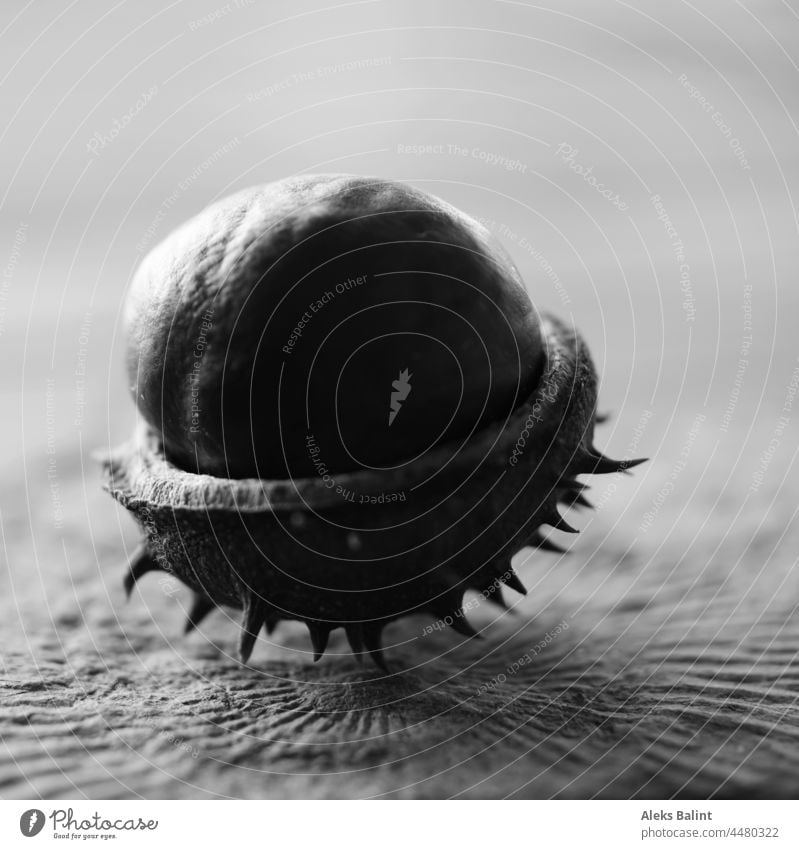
123, 544, 161, 598
238, 592, 269, 663
344, 623, 365, 661
306, 621, 331, 662
447, 611, 481, 639
363, 623, 389, 672
529, 533, 568, 555
500, 567, 528, 597
544, 508, 580, 534
485, 584, 510, 610
581, 448, 647, 476
263, 612, 280, 636
184, 592, 216, 634
557, 480, 592, 511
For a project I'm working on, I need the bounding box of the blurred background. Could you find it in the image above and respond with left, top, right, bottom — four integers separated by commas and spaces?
1, 0, 798, 798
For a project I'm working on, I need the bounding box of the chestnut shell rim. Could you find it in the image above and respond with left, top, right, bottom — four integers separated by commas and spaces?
100, 313, 646, 513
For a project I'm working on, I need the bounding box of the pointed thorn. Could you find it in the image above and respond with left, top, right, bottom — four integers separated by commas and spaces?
535, 536, 568, 554
307, 621, 330, 662
557, 480, 592, 510
363, 624, 389, 672
584, 450, 647, 475
238, 592, 268, 664
501, 567, 528, 597
123, 544, 161, 599
345, 623, 365, 662
595, 411, 610, 424
448, 612, 481, 639
485, 584, 510, 610
184, 593, 215, 634
548, 511, 580, 534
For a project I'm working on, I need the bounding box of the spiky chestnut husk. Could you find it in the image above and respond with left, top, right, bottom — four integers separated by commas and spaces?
102, 315, 644, 668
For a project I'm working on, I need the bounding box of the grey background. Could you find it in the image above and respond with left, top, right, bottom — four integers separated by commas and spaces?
1, 0, 799, 799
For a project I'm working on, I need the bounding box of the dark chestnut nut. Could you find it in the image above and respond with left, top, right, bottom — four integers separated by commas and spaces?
124, 174, 545, 479
104, 174, 644, 667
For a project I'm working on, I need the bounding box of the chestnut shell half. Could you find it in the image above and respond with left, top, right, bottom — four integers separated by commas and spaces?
102, 315, 644, 668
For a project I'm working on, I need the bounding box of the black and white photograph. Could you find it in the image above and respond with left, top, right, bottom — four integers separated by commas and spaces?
1, 0, 798, 838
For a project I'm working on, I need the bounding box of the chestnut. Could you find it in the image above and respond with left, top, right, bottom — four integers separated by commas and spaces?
103, 174, 643, 667
123, 174, 545, 479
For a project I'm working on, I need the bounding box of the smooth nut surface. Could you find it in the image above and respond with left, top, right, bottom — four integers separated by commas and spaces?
125, 174, 545, 479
